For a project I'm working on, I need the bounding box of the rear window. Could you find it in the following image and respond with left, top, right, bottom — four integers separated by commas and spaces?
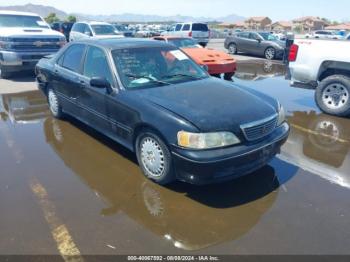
192, 23, 208, 31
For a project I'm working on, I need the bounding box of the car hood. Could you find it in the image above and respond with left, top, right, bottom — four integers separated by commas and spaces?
0, 27, 64, 38
182, 47, 235, 64
137, 78, 277, 133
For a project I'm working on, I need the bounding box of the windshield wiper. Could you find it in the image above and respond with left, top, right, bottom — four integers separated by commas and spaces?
163, 73, 204, 80
125, 74, 170, 85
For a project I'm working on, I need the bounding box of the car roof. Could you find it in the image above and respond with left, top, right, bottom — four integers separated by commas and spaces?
0, 10, 41, 16
76, 21, 112, 25
155, 36, 193, 40
74, 38, 171, 50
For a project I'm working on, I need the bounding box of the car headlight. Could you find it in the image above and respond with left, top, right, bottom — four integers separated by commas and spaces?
177, 131, 240, 149
277, 102, 286, 126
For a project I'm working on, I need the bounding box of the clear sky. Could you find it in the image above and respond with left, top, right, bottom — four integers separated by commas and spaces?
0, 0, 349, 21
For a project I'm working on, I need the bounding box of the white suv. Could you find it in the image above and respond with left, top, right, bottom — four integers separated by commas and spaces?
305, 30, 343, 40
163, 22, 210, 47
69, 21, 124, 42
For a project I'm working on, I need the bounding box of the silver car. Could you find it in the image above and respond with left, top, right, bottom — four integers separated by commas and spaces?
224, 31, 285, 60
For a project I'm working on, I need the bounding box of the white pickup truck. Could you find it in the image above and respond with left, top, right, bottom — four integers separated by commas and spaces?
0, 10, 66, 78
288, 39, 350, 117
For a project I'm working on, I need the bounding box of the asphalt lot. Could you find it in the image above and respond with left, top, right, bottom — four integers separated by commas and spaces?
1, 57, 350, 256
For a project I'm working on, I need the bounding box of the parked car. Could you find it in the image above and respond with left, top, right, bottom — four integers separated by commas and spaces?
288, 39, 350, 116
224, 31, 285, 60
112, 24, 134, 37
50, 21, 74, 41
154, 36, 236, 80
162, 22, 210, 47
305, 30, 343, 40
0, 10, 66, 78
69, 21, 124, 42
35, 38, 289, 185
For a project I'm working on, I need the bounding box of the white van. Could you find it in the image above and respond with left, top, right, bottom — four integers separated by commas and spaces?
69, 21, 124, 42
164, 22, 210, 47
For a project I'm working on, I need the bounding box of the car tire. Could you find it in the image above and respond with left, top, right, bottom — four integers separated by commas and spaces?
136, 130, 175, 185
47, 88, 64, 119
228, 43, 237, 54
315, 75, 350, 117
0, 66, 11, 79
224, 72, 235, 81
264, 47, 275, 60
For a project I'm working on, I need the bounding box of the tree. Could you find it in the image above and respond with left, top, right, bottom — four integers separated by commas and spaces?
294, 25, 303, 34
66, 15, 77, 23
45, 13, 60, 24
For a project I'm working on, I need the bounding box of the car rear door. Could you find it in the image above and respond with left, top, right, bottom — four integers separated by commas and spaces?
181, 23, 191, 38
52, 44, 87, 117
78, 45, 115, 133
235, 32, 250, 53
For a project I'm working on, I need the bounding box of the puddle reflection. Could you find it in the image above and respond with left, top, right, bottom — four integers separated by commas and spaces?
280, 111, 350, 189
44, 117, 281, 250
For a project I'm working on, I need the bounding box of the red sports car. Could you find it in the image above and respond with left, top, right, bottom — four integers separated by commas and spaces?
154, 36, 237, 80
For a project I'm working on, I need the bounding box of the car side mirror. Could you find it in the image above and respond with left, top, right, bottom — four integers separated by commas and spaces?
84, 31, 92, 36
257, 38, 262, 43
90, 77, 112, 91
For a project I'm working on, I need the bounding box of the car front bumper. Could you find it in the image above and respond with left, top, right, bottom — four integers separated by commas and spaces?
0, 50, 56, 72
171, 122, 289, 185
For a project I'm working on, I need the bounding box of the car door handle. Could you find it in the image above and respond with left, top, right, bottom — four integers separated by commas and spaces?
79, 80, 87, 87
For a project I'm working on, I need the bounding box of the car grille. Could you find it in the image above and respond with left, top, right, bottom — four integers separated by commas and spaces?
9, 38, 61, 52
241, 115, 278, 141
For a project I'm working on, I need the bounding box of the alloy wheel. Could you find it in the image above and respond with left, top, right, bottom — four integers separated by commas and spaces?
265, 48, 275, 60
140, 137, 166, 178
48, 90, 59, 116
322, 83, 349, 110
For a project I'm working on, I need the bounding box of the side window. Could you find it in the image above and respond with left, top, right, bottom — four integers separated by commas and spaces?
249, 33, 260, 40
76, 23, 85, 33
238, 32, 249, 38
175, 24, 182, 31
61, 44, 86, 73
182, 24, 190, 31
83, 46, 113, 84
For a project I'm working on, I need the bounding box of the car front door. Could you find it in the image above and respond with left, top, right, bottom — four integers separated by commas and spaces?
52, 44, 86, 117
247, 33, 263, 55
78, 45, 116, 133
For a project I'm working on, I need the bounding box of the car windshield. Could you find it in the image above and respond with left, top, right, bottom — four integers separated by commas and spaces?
112, 46, 208, 89
259, 32, 278, 41
91, 24, 117, 35
0, 14, 49, 28
114, 24, 128, 31
168, 38, 200, 48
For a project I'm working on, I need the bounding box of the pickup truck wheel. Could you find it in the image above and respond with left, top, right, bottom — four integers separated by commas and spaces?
316, 75, 350, 116
264, 47, 275, 60
0, 66, 11, 79
136, 131, 175, 185
228, 43, 237, 54
48, 88, 64, 119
